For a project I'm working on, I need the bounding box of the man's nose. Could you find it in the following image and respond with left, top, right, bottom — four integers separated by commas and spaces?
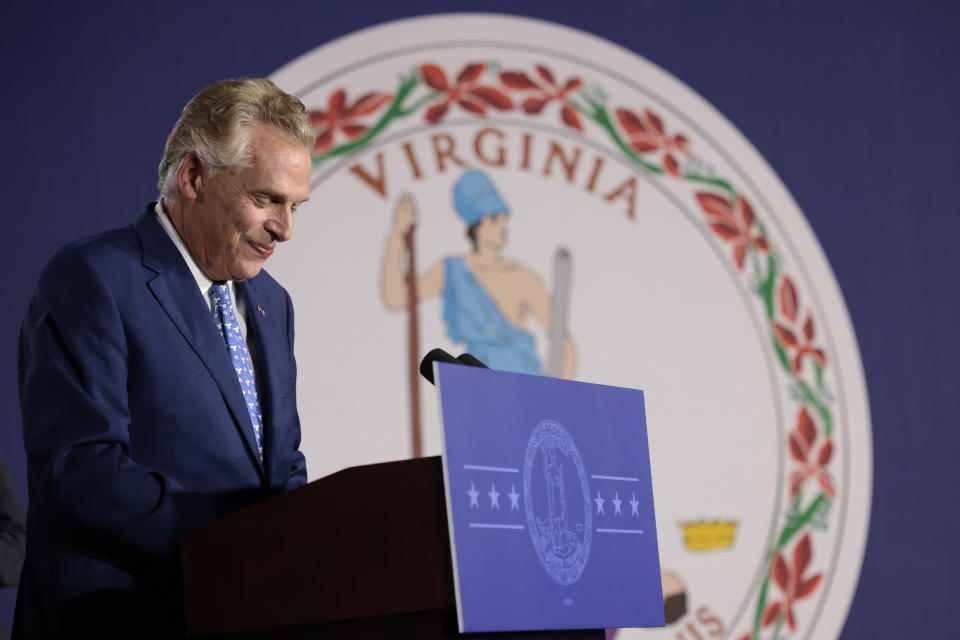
267, 206, 295, 242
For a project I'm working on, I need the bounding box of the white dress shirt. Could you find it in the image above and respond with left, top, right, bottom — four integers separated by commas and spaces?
153, 201, 259, 383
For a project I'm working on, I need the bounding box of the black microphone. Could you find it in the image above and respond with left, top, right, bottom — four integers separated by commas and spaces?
419, 348, 489, 385
456, 353, 489, 369
419, 348, 459, 385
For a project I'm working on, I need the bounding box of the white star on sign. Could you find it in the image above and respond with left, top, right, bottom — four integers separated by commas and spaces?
630, 493, 640, 516
467, 483, 480, 508
594, 489, 605, 515
488, 483, 500, 509
508, 485, 520, 510
612, 492, 623, 515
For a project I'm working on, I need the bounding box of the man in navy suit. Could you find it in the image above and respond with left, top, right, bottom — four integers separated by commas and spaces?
15, 78, 313, 638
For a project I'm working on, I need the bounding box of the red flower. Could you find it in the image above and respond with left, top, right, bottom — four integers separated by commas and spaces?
695, 192, 770, 269
309, 89, 391, 154
419, 62, 513, 123
787, 407, 835, 499
773, 277, 827, 375
762, 533, 823, 631
615, 107, 690, 176
499, 64, 584, 131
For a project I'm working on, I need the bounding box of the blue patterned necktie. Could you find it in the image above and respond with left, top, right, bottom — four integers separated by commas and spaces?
210, 283, 263, 462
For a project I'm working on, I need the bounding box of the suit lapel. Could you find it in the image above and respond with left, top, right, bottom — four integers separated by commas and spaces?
134, 207, 265, 477
237, 278, 284, 487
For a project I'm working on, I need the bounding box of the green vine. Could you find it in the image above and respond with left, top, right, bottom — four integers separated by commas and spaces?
311, 74, 428, 165
571, 94, 661, 174
751, 493, 830, 639
684, 172, 738, 200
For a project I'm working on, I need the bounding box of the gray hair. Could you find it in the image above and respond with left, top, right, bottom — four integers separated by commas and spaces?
157, 78, 314, 197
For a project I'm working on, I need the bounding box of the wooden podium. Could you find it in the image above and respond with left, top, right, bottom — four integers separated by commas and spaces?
181, 456, 604, 639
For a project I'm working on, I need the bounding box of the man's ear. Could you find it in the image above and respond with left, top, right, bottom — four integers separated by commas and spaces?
176, 153, 205, 203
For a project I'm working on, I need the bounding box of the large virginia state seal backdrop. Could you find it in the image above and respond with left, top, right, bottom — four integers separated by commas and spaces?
267, 15, 871, 640
6, 3, 959, 637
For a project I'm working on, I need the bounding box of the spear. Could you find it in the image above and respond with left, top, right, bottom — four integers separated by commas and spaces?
405, 224, 422, 458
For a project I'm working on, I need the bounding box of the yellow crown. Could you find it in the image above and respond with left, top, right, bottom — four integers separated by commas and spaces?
680, 520, 737, 551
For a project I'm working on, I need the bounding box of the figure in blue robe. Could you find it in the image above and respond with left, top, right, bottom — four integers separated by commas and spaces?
382, 169, 551, 376
443, 256, 541, 375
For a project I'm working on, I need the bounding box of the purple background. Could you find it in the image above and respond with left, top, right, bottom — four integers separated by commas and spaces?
2, 1, 958, 636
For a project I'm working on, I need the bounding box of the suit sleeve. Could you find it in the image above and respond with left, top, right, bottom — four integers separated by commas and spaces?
0, 453, 25, 587
285, 290, 308, 490
18, 247, 215, 561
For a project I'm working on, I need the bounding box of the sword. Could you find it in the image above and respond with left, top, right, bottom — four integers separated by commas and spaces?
547, 247, 572, 377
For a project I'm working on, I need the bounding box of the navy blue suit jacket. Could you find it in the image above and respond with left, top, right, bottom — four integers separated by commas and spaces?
15, 205, 307, 638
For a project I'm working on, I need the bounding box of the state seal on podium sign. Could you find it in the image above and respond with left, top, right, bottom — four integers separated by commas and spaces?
268, 13, 873, 640
523, 419, 593, 586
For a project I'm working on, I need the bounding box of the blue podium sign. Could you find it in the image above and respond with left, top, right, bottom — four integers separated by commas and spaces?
434, 363, 665, 633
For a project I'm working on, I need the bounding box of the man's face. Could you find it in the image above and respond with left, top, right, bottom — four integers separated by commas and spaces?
180, 124, 311, 282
